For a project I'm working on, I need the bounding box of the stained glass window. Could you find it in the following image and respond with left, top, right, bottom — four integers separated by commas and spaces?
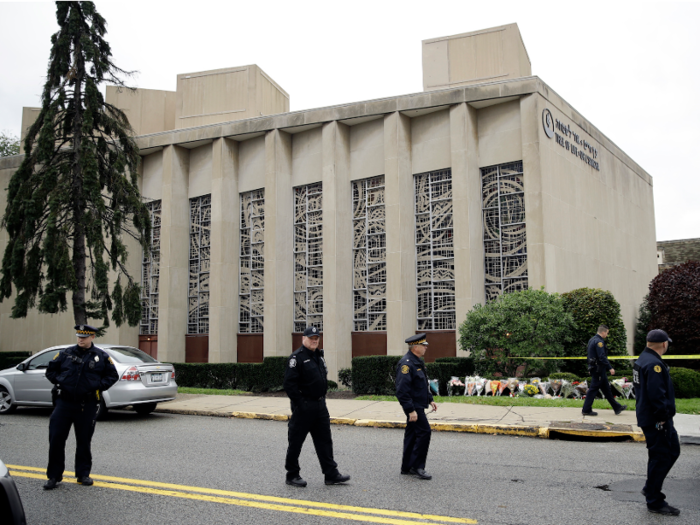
239, 189, 265, 333
188, 195, 211, 334
293, 183, 323, 333
140, 200, 161, 335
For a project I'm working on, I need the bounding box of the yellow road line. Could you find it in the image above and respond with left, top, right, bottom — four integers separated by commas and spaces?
9, 466, 476, 524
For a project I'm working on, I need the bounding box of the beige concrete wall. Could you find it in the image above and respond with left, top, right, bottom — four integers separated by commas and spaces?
238, 136, 266, 193
258, 66, 290, 116
19, 107, 41, 154
411, 109, 451, 175
291, 127, 323, 187
423, 24, 531, 91
477, 99, 522, 167
188, 143, 213, 198
349, 118, 384, 181
141, 151, 164, 200
106, 86, 176, 136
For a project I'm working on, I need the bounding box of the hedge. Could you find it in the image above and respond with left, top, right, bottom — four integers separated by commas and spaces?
0, 352, 32, 371
668, 368, 700, 399
172, 357, 287, 392
351, 356, 475, 396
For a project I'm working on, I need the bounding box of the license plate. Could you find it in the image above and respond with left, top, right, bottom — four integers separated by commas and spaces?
150, 373, 164, 383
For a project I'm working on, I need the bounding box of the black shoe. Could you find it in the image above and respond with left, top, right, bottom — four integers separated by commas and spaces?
409, 468, 432, 480
324, 472, 350, 485
285, 476, 307, 487
648, 505, 680, 516
401, 469, 411, 475
43, 478, 59, 490
615, 405, 627, 415
77, 476, 94, 486
582, 411, 598, 416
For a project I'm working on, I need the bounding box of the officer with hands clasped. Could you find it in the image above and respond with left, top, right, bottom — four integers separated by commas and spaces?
43, 325, 119, 490
283, 326, 350, 487
581, 324, 626, 416
633, 329, 681, 516
396, 333, 438, 480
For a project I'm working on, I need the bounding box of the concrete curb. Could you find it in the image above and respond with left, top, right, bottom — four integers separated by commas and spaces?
155, 407, 645, 441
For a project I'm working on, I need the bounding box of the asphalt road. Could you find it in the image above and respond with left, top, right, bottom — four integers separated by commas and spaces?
2, 407, 699, 525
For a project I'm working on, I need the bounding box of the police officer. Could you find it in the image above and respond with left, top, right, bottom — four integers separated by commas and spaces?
283, 326, 350, 487
633, 329, 681, 516
581, 324, 626, 416
396, 334, 437, 480
43, 325, 119, 490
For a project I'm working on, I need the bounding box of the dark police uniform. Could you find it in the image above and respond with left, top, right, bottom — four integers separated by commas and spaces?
44, 325, 118, 488
396, 334, 434, 477
633, 331, 680, 513
283, 327, 347, 485
581, 333, 624, 415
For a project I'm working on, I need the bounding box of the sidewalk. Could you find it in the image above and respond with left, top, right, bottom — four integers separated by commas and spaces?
156, 394, 700, 444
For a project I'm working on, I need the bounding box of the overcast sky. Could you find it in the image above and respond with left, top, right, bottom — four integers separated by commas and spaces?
1, 0, 698, 242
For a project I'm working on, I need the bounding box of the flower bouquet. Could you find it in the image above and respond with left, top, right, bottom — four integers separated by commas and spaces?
428, 379, 439, 396
507, 378, 519, 397
530, 377, 541, 386
490, 380, 500, 397
549, 379, 563, 397
447, 376, 464, 397
517, 381, 526, 396
523, 384, 539, 397
497, 380, 509, 396
475, 377, 485, 396
574, 380, 588, 398
538, 381, 551, 396
612, 378, 635, 399
560, 380, 575, 399
465, 376, 476, 396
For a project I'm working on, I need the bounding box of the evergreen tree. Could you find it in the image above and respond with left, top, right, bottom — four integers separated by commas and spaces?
0, 2, 150, 332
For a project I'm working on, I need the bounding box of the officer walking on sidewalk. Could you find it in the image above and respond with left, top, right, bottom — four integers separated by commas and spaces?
581, 324, 626, 416
634, 329, 681, 516
396, 333, 438, 480
283, 326, 350, 487
43, 325, 119, 490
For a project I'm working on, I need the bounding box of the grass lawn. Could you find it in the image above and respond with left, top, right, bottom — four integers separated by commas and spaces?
355, 395, 700, 415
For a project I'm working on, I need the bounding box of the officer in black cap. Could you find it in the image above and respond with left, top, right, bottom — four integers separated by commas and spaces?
396, 333, 437, 480
633, 329, 681, 516
283, 326, 350, 487
581, 325, 626, 416
43, 325, 119, 490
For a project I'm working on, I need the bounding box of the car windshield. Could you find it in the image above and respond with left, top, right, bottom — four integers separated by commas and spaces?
106, 346, 158, 364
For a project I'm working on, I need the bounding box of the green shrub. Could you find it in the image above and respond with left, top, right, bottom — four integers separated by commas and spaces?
560, 288, 627, 376
172, 356, 287, 392
338, 368, 352, 388
427, 358, 475, 395
669, 367, 700, 399
352, 356, 401, 395
327, 380, 338, 390
0, 352, 31, 371
548, 372, 580, 382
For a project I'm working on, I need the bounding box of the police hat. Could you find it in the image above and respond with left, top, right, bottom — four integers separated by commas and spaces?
303, 326, 321, 337
647, 329, 672, 343
405, 333, 428, 346
75, 324, 98, 338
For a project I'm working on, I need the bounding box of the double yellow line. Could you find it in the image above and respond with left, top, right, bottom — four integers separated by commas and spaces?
8, 465, 476, 524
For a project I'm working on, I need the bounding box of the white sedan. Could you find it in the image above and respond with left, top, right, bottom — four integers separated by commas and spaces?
0, 345, 177, 418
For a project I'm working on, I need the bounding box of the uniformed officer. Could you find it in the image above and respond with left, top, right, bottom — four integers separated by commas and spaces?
396, 333, 437, 480
581, 324, 626, 416
43, 325, 119, 490
283, 326, 350, 487
633, 329, 681, 516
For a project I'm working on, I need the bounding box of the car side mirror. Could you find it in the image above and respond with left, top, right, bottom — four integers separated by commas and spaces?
16, 363, 26, 371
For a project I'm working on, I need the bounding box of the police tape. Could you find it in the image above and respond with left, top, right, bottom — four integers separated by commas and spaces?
502, 355, 700, 360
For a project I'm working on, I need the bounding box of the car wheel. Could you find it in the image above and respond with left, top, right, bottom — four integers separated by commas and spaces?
95, 398, 108, 421
134, 402, 157, 416
0, 386, 17, 414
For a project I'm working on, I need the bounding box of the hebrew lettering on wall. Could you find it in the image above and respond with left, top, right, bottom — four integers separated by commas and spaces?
239, 189, 265, 333
294, 183, 323, 332
414, 169, 456, 331
352, 176, 386, 331
188, 195, 211, 334
140, 200, 161, 335
481, 161, 527, 301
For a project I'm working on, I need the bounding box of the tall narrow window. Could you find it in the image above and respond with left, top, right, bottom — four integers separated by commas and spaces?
352, 176, 386, 331
239, 189, 265, 333
414, 169, 456, 330
481, 161, 527, 301
293, 183, 323, 332
188, 195, 211, 334
140, 200, 161, 335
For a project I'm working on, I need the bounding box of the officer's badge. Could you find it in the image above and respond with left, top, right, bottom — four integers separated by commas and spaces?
401, 365, 409, 374
95, 356, 99, 362
654, 365, 662, 373
597, 342, 603, 347
289, 357, 297, 368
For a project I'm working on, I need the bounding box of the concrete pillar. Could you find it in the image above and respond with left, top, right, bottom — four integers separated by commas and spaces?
520, 94, 548, 290
321, 121, 352, 380
384, 112, 414, 355
263, 130, 293, 357
157, 145, 189, 363
208, 138, 239, 362
450, 102, 485, 353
